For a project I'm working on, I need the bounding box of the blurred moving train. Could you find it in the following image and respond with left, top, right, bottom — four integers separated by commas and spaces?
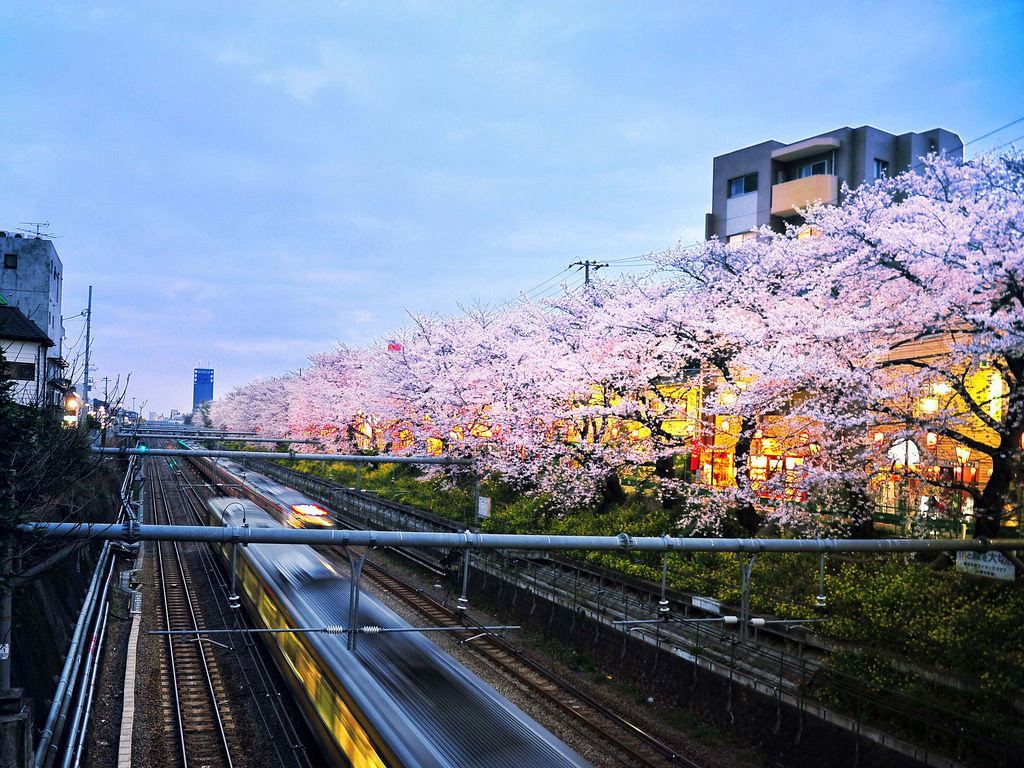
206, 497, 591, 767
184, 446, 335, 528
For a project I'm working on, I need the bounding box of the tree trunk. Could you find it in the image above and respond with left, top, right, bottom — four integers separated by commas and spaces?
599, 471, 627, 510
655, 455, 678, 509
974, 446, 1013, 538
731, 417, 760, 535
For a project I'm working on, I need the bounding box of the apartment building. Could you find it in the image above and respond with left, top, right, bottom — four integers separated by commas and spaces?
705, 125, 963, 242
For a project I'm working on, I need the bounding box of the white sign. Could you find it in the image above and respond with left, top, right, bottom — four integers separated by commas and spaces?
692, 595, 721, 615
955, 551, 1015, 582
0, 643, 9, 660
476, 496, 491, 519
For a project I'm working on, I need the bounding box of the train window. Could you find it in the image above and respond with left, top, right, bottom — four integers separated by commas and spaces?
259, 592, 282, 629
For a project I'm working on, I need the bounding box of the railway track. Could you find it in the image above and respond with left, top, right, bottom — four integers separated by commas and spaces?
360, 557, 700, 768
183, 451, 701, 766
151, 461, 236, 768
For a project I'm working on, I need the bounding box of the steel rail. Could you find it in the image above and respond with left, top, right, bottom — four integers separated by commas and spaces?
23, 522, 1023, 554
153, 469, 234, 768
167, 456, 314, 768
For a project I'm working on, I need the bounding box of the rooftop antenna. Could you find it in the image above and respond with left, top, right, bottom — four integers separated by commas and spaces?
17, 221, 60, 238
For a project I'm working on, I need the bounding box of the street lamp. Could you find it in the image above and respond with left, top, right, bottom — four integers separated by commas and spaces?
63, 392, 79, 427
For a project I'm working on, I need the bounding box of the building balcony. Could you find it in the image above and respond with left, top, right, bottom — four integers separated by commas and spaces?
770, 175, 839, 218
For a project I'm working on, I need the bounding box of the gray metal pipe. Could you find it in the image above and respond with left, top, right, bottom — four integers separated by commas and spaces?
127, 429, 261, 437
70, 598, 112, 768
126, 433, 321, 444
21, 522, 1023, 554
93, 447, 472, 465
34, 542, 113, 768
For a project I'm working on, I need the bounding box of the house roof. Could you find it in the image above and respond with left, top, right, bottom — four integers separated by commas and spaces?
0, 305, 53, 346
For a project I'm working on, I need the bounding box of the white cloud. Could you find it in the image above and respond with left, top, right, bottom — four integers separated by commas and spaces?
214, 42, 380, 105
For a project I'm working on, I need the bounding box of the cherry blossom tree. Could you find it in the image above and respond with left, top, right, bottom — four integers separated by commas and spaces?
647, 152, 1023, 536
204, 152, 1023, 537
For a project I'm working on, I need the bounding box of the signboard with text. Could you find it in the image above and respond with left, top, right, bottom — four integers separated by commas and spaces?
955, 551, 1015, 582
477, 496, 491, 519
692, 595, 721, 615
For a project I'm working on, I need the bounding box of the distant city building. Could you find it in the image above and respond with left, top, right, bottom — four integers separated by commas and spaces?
705, 125, 963, 242
0, 231, 68, 410
193, 367, 214, 412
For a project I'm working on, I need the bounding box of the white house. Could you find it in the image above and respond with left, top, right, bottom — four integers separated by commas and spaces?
0, 304, 54, 406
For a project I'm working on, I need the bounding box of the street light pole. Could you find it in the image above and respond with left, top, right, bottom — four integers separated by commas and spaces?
82, 286, 92, 417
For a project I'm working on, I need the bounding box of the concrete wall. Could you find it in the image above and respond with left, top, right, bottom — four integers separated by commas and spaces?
470, 566, 952, 768
709, 140, 779, 240
0, 235, 63, 351
708, 126, 965, 239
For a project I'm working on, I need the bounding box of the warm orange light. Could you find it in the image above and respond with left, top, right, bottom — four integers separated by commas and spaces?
955, 445, 971, 464
291, 504, 327, 517
798, 431, 810, 444
925, 432, 938, 448
873, 431, 884, 443
933, 382, 951, 396
919, 397, 939, 414
720, 420, 731, 431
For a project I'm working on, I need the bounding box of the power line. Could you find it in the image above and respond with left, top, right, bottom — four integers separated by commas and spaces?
504, 115, 1024, 307
569, 260, 609, 285
964, 115, 1024, 147
522, 267, 573, 299
989, 132, 1024, 153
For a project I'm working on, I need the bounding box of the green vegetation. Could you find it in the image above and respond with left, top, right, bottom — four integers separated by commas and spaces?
1, 359, 97, 577
277, 459, 1023, 754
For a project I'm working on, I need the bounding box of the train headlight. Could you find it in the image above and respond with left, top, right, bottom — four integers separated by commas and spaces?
291, 504, 327, 517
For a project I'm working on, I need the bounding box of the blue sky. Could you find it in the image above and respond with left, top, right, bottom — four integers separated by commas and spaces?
2, 1, 1022, 415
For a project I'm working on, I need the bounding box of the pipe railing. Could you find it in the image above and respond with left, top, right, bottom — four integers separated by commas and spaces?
20, 523, 1023, 554
33, 542, 114, 768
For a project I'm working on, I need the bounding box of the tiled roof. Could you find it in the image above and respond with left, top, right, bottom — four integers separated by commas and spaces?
0, 306, 53, 346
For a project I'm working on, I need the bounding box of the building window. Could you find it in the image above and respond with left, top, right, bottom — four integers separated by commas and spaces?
3, 253, 16, 269
727, 173, 758, 197
796, 226, 822, 239
4, 362, 35, 381
727, 231, 757, 246
798, 159, 831, 178
873, 158, 889, 179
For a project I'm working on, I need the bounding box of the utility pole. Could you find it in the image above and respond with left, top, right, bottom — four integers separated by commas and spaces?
83, 286, 92, 419
569, 260, 609, 286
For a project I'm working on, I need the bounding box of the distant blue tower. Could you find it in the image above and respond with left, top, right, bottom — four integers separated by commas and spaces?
192, 368, 214, 412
